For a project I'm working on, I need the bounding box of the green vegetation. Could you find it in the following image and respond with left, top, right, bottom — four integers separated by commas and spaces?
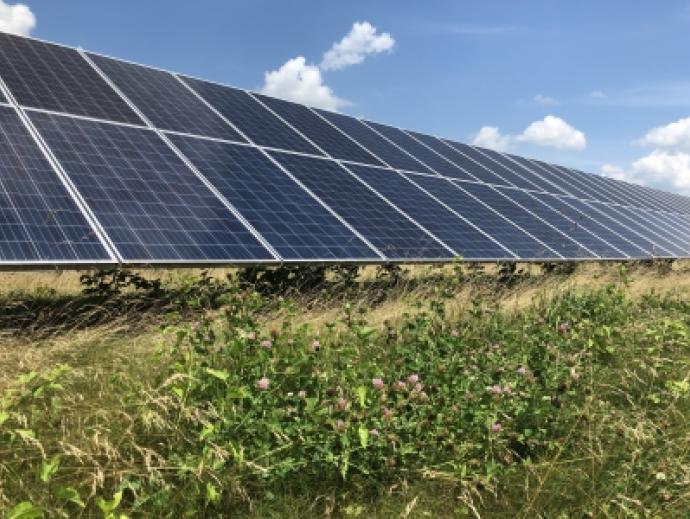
1, 263, 689, 517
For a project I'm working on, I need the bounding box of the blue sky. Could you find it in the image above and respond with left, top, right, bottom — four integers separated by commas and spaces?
4, 0, 690, 194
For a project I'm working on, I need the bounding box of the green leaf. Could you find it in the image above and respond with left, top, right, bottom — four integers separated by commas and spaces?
97, 491, 123, 514
15, 429, 35, 441
358, 426, 369, 448
0, 410, 9, 426
205, 368, 230, 382
39, 454, 61, 482
356, 386, 367, 408
6, 502, 44, 519
206, 482, 220, 504
53, 486, 85, 508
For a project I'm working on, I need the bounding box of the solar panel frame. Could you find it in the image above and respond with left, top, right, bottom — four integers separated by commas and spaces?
401, 130, 480, 182
469, 146, 547, 192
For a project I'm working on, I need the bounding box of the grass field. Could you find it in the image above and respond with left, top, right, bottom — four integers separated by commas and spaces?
1, 261, 689, 518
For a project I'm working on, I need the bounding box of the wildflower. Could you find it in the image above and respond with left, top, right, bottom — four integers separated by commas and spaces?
381, 406, 393, 422
256, 377, 270, 391
490, 384, 503, 395
570, 367, 580, 382
418, 391, 430, 402
451, 404, 460, 413
247, 331, 256, 340
517, 366, 527, 376
451, 329, 459, 337
408, 374, 419, 385
298, 390, 307, 399
192, 321, 200, 331
336, 398, 348, 412
413, 382, 424, 393
336, 419, 346, 433
372, 377, 385, 391
310, 339, 321, 353
558, 322, 570, 334
502, 385, 512, 395
260, 339, 272, 349
370, 428, 379, 437
491, 422, 502, 433
393, 380, 406, 391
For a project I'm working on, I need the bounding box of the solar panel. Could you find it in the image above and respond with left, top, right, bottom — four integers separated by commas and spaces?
409, 175, 554, 259
179, 77, 322, 156
458, 182, 588, 259
363, 121, 472, 179
480, 148, 565, 195
347, 165, 511, 259
30, 111, 272, 262
443, 141, 540, 191
315, 109, 433, 172
87, 53, 246, 142
267, 152, 452, 260
0, 33, 142, 125
525, 159, 595, 200
254, 94, 384, 166
614, 206, 690, 255
0, 106, 112, 262
402, 131, 478, 181
496, 187, 610, 258
168, 134, 379, 260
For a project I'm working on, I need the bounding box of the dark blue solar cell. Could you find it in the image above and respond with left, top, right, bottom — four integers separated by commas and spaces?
480, 148, 566, 194
30, 111, 272, 262
314, 109, 433, 173
525, 159, 594, 200
600, 204, 683, 256
180, 77, 322, 155
459, 182, 584, 258
348, 165, 510, 259
655, 212, 690, 247
566, 198, 661, 257
409, 175, 551, 259
0, 106, 111, 262
618, 206, 690, 255
268, 152, 452, 260
403, 131, 478, 181
500, 155, 568, 195
254, 94, 384, 166
88, 53, 246, 142
496, 188, 612, 258
363, 121, 470, 179
169, 135, 378, 260
432, 140, 509, 186
443, 141, 539, 190
566, 168, 633, 207
531, 193, 635, 258
0, 32, 142, 124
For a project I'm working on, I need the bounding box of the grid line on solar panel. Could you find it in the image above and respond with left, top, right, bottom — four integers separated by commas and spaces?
29, 111, 273, 263
168, 134, 379, 260
252, 94, 385, 166
362, 121, 471, 179
408, 175, 555, 259
179, 76, 323, 156
314, 109, 434, 173
348, 165, 511, 259
431, 139, 511, 186
0, 33, 143, 125
458, 182, 591, 259
479, 147, 566, 195
267, 152, 453, 260
0, 106, 112, 262
524, 158, 594, 200
496, 187, 617, 259
613, 206, 690, 255
564, 167, 634, 207
653, 211, 690, 244
526, 192, 631, 258
86, 53, 246, 143
503, 155, 570, 196
401, 130, 479, 181
444, 141, 542, 191
595, 203, 682, 256
566, 198, 663, 257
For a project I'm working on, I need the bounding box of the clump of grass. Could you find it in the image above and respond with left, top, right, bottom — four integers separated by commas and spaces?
1, 264, 689, 517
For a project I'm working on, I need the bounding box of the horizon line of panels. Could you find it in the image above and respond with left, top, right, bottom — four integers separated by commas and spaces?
0, 33, 689, 264
0, 30, 689, 217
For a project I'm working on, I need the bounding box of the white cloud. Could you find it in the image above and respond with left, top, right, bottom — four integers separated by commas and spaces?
601, 163, 627, 181
516, 115, 587, 150
534, 94, 560, 106
472, 126, 511, 152
636, 116, 690, 150
589, 90, 606, 99
602, 152, 690, 195
321, 21, 395, 71
0, 1, 35, 36
260, 56, 349, 111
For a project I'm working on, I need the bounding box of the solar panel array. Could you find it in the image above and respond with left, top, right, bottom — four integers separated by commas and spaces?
0, 30, 689, 268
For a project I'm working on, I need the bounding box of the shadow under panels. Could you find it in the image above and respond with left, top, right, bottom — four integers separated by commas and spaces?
29, 111, 272, 263
0, 106, 112, 263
